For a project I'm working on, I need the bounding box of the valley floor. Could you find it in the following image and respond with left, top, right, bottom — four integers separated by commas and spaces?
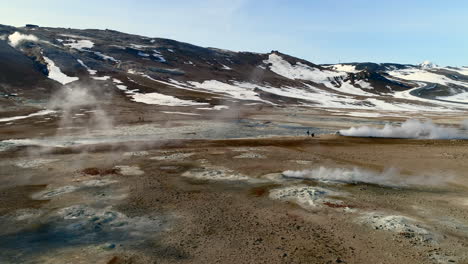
0, 106, 467, 264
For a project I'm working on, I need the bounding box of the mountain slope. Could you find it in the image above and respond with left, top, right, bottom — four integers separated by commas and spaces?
1, 24, 468, 114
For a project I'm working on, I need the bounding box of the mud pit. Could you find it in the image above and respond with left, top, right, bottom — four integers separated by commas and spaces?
1, 108, 468, 264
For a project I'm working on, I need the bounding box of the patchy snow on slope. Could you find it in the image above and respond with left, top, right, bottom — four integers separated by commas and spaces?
189, 80, 271, 103
334, 80, 374, 96
130, 44, 154, 49
113, 78, 123, 84
63, 39, 94, 51
152, 50, 166, 62
444, 66, 468, 76
126, 71, 201, 94
388, 68, 468, 88
327, 64, 360, 73
93, 51, 119, 62
355, 80, 373, 89
392, 82, 467, 110
116, 84, 129, 91
437, 92, 468, 103
77, 59, 97, 75
92, 76, 110, 81
137, 51, 150, 57
336, 112, 383, 118
0, 110, 56, 123
366, 98, 449, 112
131, 92, 207, 106
145, 76, 200, 92
265, 54, 346, 83
260, 84, 367, 108
59, 34, 86, 39
264, 54, 376, 97
221, 64, 232, 70
43, 56, 78, 85
261, 83, 454, 112
8, 32, 38, 47
197, 105, 230, 110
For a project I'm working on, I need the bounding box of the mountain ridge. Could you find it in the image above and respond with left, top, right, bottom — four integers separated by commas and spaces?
1, 24, 468, 114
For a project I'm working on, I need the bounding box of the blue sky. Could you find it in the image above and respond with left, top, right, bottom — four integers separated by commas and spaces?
1, 0, 467, 66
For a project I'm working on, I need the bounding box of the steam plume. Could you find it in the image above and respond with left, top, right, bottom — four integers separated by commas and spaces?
8, 32, 38, 47
339, 119, 465, 139
282, 166, 456, 187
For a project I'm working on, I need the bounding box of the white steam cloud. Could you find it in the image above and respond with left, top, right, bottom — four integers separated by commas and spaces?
282, 166, 456, 187
461, 119, 468, 130
48, 85, 113, 134
8, 31, 39, 47
339, 119, 465, 139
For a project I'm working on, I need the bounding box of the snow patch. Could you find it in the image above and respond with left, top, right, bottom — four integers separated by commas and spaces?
388, 68, 468, 88
437, 92, 468, 103
43, 56, 79, 85
138, 51, 150, 57
189, 80, 271, 103
0, 110, 56, 123
152, 50, 166, 62
93, 51, 119, 62
265, 53, 346, 84
92, 76, 110, 81
327, 64, 360, 73
63, 39, 94, 51
131, 92, 207, 106
77, 59, 97, 75
197, 105, 229, 110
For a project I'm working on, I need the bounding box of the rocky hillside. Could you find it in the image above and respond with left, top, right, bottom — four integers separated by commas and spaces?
1, 24, 468, 114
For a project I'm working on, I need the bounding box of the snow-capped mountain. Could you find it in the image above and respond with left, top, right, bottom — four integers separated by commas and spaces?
1, 24, 467, 115
419, 60, 438, 69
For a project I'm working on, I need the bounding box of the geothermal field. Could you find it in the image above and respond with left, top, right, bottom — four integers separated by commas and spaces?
1, 24, 468, 264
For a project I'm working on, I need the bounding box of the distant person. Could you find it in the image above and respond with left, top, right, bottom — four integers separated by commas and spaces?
311, 133, 315, 137
306, 130, 310, 136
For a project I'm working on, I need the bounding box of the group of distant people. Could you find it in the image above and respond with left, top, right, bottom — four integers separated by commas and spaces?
306, 130, 315, 137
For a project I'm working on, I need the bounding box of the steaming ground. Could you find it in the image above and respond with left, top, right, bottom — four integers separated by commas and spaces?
339, 119, 468, 139
1, 99, 468, 263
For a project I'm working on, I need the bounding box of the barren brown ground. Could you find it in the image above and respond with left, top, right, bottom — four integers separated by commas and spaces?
1, 133, 467, 264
